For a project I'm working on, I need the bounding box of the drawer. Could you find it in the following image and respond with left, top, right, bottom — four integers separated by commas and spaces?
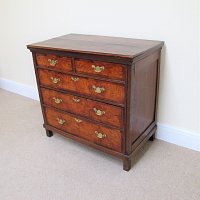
36, 54, 72, 72
41, 88, 123, 128
38, 69, 125, 104
45, 107, 122, 152
75, 59, 125, 80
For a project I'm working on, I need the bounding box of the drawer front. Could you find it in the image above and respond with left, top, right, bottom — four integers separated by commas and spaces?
75, 59, 125, 80
38, 69, 125, 104
45, 107, 122, 152
36, 54, 72, 72
41, 88, 123, 128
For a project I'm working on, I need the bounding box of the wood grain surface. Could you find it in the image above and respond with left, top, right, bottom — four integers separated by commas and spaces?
75, 59, 125, 80
41, 88, 123, 128
27, 33, 164, 58
38, 69, 125, 104
45, 107, 122, 152
36, 54, 72, 72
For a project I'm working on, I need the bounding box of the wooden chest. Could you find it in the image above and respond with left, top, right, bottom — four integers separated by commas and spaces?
27, 34, 164, 171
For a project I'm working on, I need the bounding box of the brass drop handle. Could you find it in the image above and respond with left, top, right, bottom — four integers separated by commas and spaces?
95, 131, 106, 139
71, 77, 79, 82
50, 77, 60, 84
91, 65, 105, 73
93, 108, 105, 116
92, 85, 105, 94
48, 59, 58, 66
72, 97, 80, 103
74, 118, 82, 123
56, 117, 65, 125
53, 97, 63, 104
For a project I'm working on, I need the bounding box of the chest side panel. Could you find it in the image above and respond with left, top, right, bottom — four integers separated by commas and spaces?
126, 50, 161, 153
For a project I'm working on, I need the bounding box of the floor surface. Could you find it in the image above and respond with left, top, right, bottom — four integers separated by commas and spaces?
0, 89, 200, 200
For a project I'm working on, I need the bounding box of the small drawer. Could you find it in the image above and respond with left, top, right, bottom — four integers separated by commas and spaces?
36, 54, 72, 72
41, 88, 123, 128
45, 107, 122, 152
38, 69, 125, 104
75, 59, 125, 80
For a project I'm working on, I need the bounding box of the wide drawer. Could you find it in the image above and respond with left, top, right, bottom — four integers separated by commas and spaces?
45, 107, 122, 152
38, 69, 125, 104
41, 88, 123, 128
75, 59, 126, 80
36, 54, 72, 72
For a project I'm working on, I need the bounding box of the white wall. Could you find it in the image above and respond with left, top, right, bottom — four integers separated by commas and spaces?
0, 1, 199, 139
198, 0, 200, 131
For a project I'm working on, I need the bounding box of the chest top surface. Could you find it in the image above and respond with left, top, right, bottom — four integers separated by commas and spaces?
27, 34, 164, 59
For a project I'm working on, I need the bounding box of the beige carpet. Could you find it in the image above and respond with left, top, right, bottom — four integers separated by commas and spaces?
0, 88, 200, 200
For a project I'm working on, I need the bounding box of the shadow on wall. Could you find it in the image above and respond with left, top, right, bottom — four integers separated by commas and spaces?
157, 45, 166, 121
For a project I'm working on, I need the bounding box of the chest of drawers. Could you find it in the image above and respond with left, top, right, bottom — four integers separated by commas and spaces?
27, 34, 164, 171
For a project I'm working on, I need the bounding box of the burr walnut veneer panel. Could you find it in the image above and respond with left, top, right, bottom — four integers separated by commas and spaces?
36, 54, 72, 72
38, 69, 125, 104
75, 59, 125, 80
45, 107, 122, 152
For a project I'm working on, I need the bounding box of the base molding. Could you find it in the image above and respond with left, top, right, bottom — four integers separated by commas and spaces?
0, 77, 199, 152
0, 77, 39, 100
157, 123, 200, 152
